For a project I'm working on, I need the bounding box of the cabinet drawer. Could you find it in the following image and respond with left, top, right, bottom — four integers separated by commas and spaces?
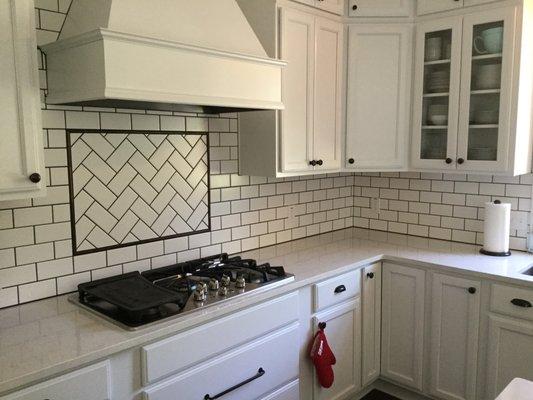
143, 323, 299, 400
3, 361, 110, 400
491, 284, 533, 321
314, 270, 360, 311
141, 292, 298, 384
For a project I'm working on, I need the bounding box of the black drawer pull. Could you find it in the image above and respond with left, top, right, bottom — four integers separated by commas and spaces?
511, 298, 532, 308
204, 368, 265, 399
334, 285, 346, 294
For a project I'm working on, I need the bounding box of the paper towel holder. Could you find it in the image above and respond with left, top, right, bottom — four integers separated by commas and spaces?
480, 200, 511, 256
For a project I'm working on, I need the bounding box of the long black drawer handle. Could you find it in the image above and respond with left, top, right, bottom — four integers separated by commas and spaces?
204, 368, 265, 399
511, 298, 532, 308
334, 285, 347, 294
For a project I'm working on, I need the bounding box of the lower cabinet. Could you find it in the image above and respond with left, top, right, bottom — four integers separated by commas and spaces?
313, 299, 361, 400
486, 315, 533, 399
361, 263, 381, 387
143, 323, 300, 400
2, 361, 111, 400
381, 263, 426, 391
429, 274, 481, 400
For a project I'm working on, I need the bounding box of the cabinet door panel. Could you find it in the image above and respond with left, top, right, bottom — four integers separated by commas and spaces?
346, 24, 412, 170
381, 263, 425, 391
411, 16, 463, 170
486, 315, 533, 399
313, 299, 361, 400
417, 0, 463, 16
0, 0, 45, 200
314, 17, 343, 171
429, 274, 481, 400
279, 7, 315, 173
349, 0, 412, 17
362, 263, 381, 387
456, 7, 516, 172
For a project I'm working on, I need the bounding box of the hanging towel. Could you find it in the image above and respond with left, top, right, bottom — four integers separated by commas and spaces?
308, 323, 336, 388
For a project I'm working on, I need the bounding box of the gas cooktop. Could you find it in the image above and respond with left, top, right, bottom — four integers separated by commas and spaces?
70, 253, 294, 330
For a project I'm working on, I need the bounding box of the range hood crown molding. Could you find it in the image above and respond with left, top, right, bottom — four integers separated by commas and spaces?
42, 0, 286, 113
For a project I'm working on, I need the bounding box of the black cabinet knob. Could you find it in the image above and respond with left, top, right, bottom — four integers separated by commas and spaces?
29, 173, 41, 183
468, 287, 477, 294
309, 160, 317, 166
317, 159, 323, 166
445, 158, 453, 164
348, 158, 355, 164
352, 4, 358, 10
366, 272, 374, 279
457, 158, 465, 164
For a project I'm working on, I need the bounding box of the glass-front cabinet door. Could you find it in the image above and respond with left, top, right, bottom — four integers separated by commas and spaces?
456, 8, 516, 171
411, 17, 463, 170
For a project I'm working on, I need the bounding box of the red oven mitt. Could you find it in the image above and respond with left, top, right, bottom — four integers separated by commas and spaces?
308, 324, 336, 388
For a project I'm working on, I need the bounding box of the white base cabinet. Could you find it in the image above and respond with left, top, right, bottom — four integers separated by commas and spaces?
313, 299, 362, 400
486, 315, 533, 400
381, 263, 426, 391
361, 263, 381, 387
429, 274, 481, 400
0, 0, 45, 200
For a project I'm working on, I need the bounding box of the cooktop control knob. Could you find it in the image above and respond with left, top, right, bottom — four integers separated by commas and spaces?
221, 274, 231, 287
193, 288, 207, 302
209, 278, 219, 291
235, 275, 246, 289
197, 282, 207, 294
218, 286, 228, 296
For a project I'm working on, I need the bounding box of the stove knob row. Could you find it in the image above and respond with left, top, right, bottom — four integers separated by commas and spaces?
218, 286, 228, 297
235, 275, 246, 289
221, 274, 231, 287
209, 278, 219, 291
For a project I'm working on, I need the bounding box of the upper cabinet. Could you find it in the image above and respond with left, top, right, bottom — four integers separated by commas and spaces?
346, 23, 413, 171
418, 0, 501, 16
348, 0, 413, 17
0, 0, 45, 201
239, 3, 343, 177
293, 0, 345, 15
411, 4, 533, 175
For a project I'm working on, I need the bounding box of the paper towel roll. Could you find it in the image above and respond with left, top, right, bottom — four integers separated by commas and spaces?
482, 200, 511, 255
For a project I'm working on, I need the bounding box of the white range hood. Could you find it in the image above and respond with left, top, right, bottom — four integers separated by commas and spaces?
41, 0, 286, 113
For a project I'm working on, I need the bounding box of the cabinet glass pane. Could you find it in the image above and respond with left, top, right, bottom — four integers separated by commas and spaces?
466, 21, 503, 161
420, 29, 452, 160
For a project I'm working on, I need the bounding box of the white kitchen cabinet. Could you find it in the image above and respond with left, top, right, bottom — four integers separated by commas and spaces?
313, 299, 361, 400
486, 315, 533, 399
381, 263, 425, 391
0, 0, 45, 201
2, 361, 111, 400
361, 263, 381, 387
417, 0, 464, 16
348, 0, 413, 17
429, 274, 481, 400
143, 323, 299, 400
411, 4, 533, 175
346, 24, 412, 171
279, 7, 315, 173
238, 3, 343, 177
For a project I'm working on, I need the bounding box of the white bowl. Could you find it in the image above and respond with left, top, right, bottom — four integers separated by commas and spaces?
429, 115, 448, 125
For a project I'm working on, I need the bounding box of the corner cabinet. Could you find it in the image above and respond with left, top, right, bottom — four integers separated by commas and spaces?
411, 5, 533, 175
0, 0, 45, 200
238, 3, 343, 177
345, 23, 413, 171
429, 274, 481, 400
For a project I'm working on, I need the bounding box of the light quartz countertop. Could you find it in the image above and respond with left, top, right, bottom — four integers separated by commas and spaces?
2, 227, 533, 395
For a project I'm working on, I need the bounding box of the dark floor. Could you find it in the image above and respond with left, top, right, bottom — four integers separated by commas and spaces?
361, 389, 401, 400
